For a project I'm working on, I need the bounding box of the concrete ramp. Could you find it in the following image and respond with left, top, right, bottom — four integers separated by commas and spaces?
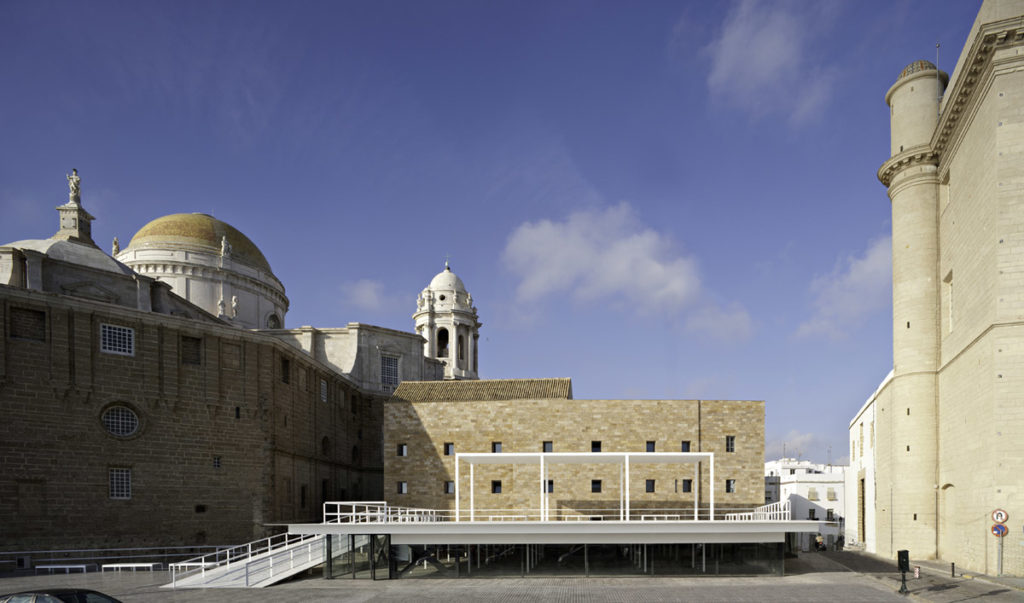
168, 533, 326, 589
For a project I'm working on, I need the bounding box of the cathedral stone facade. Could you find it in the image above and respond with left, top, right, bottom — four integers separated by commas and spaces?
847, 0, 1024, 577
0, 178, 451, 551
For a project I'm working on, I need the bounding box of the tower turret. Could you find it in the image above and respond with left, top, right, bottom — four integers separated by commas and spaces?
413, 261, 481, 380
876, 60, 948, 559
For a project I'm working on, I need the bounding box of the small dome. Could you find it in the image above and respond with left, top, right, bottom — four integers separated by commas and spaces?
4, 238, 133, 275
125, 213, 273, 273
428, 263, 466, 292
898, 60, 937, 80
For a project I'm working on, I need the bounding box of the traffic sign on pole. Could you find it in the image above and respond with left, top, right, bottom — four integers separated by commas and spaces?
992, 509, 1008, 523
991, 524, 1008, 537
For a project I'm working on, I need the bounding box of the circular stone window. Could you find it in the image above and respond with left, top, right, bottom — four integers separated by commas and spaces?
102, 406, 140, 437
439, 295, 446, 301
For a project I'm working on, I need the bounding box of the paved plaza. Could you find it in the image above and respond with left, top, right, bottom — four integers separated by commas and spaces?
0, 552, 1021, 602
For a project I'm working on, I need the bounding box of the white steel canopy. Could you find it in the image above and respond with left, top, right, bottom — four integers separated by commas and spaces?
454, 452, 714, 522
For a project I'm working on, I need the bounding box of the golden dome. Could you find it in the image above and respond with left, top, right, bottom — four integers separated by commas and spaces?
125, 213, 273, 273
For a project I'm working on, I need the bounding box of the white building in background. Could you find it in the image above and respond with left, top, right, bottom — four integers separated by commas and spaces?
845, 371, 887, 554
765, 458, 847, 551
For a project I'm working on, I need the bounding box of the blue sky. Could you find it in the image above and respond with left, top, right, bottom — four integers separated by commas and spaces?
1, 0, 982, 464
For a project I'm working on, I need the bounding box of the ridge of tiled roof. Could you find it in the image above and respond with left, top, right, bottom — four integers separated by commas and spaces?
390, 378, 573, 402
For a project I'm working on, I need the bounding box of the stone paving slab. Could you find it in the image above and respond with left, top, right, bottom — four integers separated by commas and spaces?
1, 551, 1021, 602
0, 570, 907, 602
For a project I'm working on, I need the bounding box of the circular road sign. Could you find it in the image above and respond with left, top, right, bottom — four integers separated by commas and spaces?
992, 524, 1008, 537
992, 509, 1009, 523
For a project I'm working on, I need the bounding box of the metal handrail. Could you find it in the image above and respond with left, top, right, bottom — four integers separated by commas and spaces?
169, 532, 320, 587
320, 501, 791, 524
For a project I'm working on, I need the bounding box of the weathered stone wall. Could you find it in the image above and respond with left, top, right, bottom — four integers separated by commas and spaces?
384, 398, 764, 517
0, 284, 382, 551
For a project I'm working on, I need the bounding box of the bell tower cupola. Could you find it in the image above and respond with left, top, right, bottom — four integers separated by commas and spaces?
413, 261, 481, 380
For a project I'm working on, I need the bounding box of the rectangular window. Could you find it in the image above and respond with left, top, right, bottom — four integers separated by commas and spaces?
320, 379, 328, 403
808, 487, 819, 501
181, 336, 202, 365
682, 479, 692, 493
725, 479, 735, 493
492, 442, 502, 453
546, 479, 554, 493
827, 487, 836, 501
381, 355, 399, 392
680, 440, 691, 452
491, 480, 502, 494
444, 442, 454, 456
212, 456, 221, 468
725, 435, 735, 452
591, 441, 601, 453
10, 307, 46, 341
444, 481, 455, 494
300, 485, 307, 508
100, 324, 134, 356
542, 441, 553, 453
646, 441, 656, 452
397, 481, 408, 494
109, 468, 131, 499
646, 479, 655, 493
826, 508, 835, 521
397, 443, 408, 457
591, 479, 602, 493
281, 357, 290, 384
808, 508, 817, 520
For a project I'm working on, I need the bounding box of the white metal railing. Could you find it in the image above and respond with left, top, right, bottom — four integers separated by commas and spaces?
323, 502, 439, 524
321, 502, 790, 524
0, 544, 228, 571
169, 532, 322, 587
723, 500, 791, 521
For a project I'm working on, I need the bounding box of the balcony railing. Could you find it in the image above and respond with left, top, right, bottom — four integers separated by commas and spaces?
322, 500, 790, 524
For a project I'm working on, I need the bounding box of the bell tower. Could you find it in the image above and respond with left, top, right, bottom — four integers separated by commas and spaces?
413, 261, 481, 380
876, 60, 947, 559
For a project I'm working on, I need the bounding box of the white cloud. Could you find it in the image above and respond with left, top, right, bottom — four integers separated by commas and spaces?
796, 236, 892, 339
341, 278, 395, 312
766, 429, 837, 464
704, 0, 838, 125
503, 203, 753, 341
504, 203, 701, 313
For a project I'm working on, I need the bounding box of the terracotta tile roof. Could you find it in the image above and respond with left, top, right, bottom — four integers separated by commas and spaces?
390, 378, 573, 402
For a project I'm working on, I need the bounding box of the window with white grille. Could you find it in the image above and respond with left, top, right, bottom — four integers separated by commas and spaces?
101, 406, 139, 437
320, 379, 328, 403
109, 468, 131, 499
100, 324, 134, 356
725, 479, 736, 493
381, 355, 399, 392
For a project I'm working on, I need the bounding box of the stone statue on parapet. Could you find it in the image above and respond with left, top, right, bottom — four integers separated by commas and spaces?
112, 237, 120, 255
231, 295, 238, 318
220, 235, 232, 257
66, 169, 81, 203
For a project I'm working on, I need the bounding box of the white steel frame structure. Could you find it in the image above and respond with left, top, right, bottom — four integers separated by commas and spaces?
454, 452, 713, 522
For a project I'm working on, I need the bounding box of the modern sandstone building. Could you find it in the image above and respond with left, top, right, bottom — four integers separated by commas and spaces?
384, 379, 765, 517
847, 0, 1024, 577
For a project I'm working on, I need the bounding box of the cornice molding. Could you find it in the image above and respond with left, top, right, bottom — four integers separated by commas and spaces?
877, 148, 940, 187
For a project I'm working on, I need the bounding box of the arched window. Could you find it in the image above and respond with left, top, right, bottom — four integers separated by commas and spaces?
437, 328, 449, 358
321, 436, 331, 456
266, 314, 281, 329
458, 334, 465, 367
